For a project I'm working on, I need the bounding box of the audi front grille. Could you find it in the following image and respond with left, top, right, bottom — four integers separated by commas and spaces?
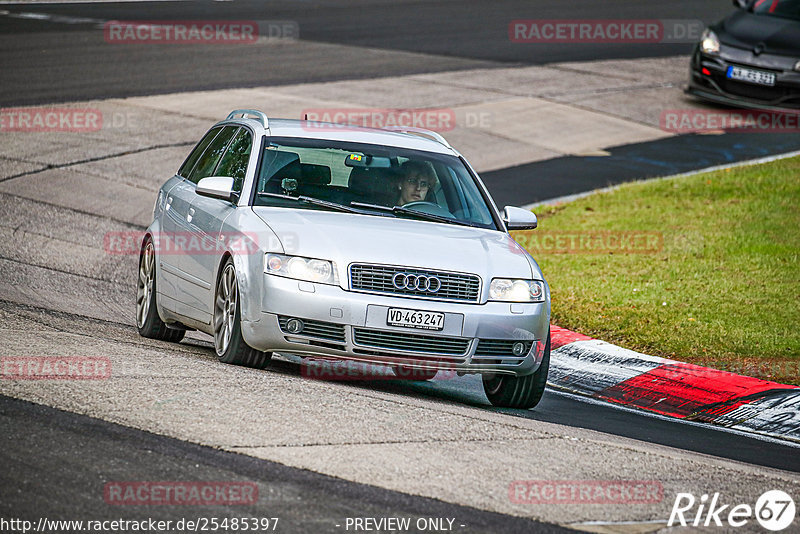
349, 264, 481, 302
352, 327, 471, 358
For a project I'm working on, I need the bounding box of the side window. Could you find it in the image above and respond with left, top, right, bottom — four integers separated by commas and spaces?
187, 126, 237, 184
178, 127, 222, 178
214, 128, 252, 193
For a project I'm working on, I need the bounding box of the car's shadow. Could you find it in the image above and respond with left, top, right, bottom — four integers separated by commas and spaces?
180, 342, 800, 471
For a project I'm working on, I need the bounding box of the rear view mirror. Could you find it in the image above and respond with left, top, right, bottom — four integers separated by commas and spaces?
732, 0, 748, 7
503, 206, 538, 230
344, 153, 392, 168
196, 176, 235, 201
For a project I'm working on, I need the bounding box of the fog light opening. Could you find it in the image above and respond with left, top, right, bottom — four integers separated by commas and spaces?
286, 318, 304, 334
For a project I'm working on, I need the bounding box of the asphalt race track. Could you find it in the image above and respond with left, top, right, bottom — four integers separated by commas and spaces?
0, 395, 569, 533
2, 1, 800, 532
482, 131, 800, 207
0, 0, 728, 105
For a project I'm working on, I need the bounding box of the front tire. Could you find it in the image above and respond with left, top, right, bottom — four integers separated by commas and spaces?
213, 259, 271, 369
482, 331, 550, 409
136, 237, 185, 342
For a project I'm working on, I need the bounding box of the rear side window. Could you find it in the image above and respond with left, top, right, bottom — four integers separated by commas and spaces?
178, 127, 221, 178
214, 128, 252, 193
187, 126, 238, 184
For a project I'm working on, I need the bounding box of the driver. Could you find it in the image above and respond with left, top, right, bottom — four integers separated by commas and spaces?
396, 161, 437, 206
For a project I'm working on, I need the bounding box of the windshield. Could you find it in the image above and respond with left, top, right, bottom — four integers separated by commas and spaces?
752, 0, 800, 20
252, 137, 498, 229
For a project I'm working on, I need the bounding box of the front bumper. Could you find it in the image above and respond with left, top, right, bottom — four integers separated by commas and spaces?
687, 49, 800, 110
241, 274, 550, 376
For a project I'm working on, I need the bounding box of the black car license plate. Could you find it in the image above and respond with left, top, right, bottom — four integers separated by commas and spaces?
727, 65, 776, 86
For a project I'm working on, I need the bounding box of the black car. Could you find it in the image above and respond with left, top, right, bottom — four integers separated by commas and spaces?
687, 0, 800, 109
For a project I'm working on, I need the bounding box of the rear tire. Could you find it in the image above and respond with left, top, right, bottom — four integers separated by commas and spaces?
213, 259, 271, 369
136, 237, 185, 343
482, 331, 550, 409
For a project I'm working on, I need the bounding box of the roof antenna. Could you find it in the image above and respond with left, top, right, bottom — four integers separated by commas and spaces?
304, 113, 308, 120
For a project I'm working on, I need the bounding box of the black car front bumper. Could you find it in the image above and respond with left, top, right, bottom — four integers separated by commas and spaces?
687, 47, 800, 110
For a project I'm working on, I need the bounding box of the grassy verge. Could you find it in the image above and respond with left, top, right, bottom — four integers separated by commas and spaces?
512, 156, 800, 384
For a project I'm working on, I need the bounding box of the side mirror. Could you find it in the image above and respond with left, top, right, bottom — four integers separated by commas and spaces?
503, 206, 538, 230
196, 176, 235, 201
732, 0, 748, 8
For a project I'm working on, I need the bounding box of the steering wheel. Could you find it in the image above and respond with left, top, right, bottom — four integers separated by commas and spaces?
401, 201, 454, 218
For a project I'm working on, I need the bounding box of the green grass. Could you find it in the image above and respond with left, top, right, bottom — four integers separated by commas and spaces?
512, 156, 800, 384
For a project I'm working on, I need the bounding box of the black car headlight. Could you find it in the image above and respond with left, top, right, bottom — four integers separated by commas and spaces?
700, 29, 720, 55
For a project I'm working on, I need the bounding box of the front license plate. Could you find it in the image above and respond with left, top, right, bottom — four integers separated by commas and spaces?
727, 65, 776, 86
387, 308, 444, 331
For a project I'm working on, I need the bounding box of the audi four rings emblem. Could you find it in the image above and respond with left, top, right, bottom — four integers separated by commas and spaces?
392, 273, 442, 293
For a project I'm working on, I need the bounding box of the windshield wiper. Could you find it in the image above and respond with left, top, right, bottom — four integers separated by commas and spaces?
350, 201, 483, 228
258, 192, 362, 213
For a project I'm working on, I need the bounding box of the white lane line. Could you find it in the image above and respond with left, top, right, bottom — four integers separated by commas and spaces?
547, 388, 800, 449
568, 519, 668, 533
570, 519, 668, 526
524, 149, 800, 209
2, 11, 105, 24
0, 1, 186, 3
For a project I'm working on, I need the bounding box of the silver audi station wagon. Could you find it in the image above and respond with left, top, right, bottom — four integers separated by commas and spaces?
137, 110, 551, 408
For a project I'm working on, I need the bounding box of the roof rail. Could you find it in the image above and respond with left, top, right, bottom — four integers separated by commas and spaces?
384, 126, 453, 149
225, 109, 269, 129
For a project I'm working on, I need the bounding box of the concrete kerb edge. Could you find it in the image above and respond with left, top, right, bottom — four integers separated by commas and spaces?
546, 324, 800, 444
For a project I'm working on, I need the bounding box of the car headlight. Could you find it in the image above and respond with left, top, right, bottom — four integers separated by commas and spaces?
265, 253, 338, 285
794, 60, 800, 72
700, 29, 720, 54
489, 279, 546, 303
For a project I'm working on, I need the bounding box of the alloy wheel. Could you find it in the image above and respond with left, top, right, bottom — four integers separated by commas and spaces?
136, 241, 155, 328
214, 263, 238, 356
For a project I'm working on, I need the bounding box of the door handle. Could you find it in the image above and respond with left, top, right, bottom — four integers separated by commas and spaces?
187, 207, 195, 223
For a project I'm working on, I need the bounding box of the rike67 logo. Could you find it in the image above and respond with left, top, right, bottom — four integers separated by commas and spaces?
669, 490, 796, 531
